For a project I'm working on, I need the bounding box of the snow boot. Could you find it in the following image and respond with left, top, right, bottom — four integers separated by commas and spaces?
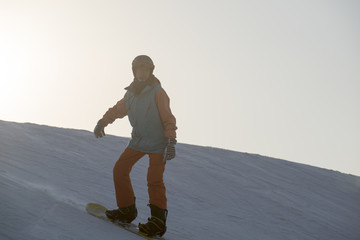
105, 203, 137, 223
138, 204, 168, 237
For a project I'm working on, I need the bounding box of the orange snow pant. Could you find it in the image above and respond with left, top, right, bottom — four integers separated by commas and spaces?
113, 147, 167, 209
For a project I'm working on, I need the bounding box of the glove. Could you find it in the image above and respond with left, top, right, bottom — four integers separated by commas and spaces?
94, 119, 106, 138
163, 138, 177, 162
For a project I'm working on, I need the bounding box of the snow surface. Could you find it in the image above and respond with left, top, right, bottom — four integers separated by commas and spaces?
0, 120, 359, 240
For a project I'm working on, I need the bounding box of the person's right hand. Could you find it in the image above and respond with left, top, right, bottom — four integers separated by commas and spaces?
94, 120, 106, 138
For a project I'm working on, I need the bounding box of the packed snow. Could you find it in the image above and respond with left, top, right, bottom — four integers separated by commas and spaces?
0, 120, 359, 240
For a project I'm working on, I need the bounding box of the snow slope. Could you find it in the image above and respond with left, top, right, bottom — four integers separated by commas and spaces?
0, 120, 359, 240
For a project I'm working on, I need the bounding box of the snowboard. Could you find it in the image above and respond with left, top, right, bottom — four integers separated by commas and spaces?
86, 203, 166, 240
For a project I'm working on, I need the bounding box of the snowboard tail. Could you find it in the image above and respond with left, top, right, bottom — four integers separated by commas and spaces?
86, 203, 166, 240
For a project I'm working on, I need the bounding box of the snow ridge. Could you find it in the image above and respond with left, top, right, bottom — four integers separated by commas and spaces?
0, 120, 359, 240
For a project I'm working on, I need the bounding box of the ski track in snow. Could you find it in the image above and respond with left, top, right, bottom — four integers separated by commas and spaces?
0, 120, 360, 240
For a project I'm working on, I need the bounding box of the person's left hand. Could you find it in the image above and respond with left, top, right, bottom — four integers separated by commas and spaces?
163, 138, 177, 161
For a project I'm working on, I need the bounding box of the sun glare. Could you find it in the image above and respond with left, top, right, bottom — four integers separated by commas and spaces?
0, 31, 32, 119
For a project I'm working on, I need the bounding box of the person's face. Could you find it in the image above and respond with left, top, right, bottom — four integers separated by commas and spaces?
134, 64, 152, 81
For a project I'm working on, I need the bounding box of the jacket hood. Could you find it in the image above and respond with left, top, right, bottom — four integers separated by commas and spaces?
125, 75, 161, 95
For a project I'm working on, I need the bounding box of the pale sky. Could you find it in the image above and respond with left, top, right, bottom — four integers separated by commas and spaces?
1, 0, 359, 176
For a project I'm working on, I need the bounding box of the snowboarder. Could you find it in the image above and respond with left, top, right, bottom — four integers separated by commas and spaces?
93, 55, 177, 237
